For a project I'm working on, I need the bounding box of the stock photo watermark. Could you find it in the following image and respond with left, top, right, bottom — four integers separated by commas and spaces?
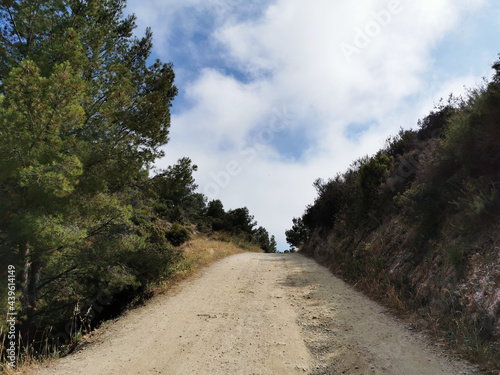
6, 265, 17, 369
340, 0, 403, 62
203, 106, 295, 197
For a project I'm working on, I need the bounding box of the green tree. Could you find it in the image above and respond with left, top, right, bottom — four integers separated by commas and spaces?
359, 152, 393, 213
254, 226, 270, 252
226, 207, 256, 235
269, 235, 277, 253
285, 217, 308, 249
150, 157, 204, 221
206, 199, 228, 231
254, 227, 277, 253
152, 158, 198, 206
206, 199, 225, 219
0, 0, 177, 340
303, 175, 349, 230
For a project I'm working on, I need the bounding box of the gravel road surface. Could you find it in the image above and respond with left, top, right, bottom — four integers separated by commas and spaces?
30, 253, 480, 375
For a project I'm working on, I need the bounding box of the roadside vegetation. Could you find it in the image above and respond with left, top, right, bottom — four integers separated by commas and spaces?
0, 0, 275, 371
158, 233, 262, 291
286, 59, 500, 373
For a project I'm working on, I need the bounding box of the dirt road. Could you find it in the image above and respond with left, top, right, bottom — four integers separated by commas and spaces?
30, 253, 480, 375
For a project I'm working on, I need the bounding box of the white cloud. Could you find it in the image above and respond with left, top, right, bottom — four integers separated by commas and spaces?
127, 0, 493, 250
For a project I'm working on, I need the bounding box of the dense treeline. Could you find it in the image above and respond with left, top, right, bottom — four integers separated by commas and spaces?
0, 0, 275, 359
287, 58, 500, 371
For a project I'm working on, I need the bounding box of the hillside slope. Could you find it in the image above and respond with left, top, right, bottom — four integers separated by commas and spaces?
288, 57, 500, 373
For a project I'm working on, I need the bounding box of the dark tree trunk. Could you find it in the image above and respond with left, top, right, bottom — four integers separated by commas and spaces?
20, 242, 31, 313
19, 242, 43, 343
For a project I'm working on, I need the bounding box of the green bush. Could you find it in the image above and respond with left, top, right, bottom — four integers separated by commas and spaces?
153, 202, 170, 218
359, 152, 393, 213
165, 223, 190, 246
444, 241, 467, 267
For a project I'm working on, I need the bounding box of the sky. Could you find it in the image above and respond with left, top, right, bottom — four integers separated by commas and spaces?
125, 0, 500, 251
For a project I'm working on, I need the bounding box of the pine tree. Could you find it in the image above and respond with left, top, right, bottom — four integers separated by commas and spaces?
0, 0, 177, 340
269, 235, 277, 253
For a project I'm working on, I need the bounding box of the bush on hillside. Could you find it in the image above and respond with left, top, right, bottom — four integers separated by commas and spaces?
165, 222, 190, 246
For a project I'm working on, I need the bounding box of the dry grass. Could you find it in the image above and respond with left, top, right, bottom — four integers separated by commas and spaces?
181, 235, 261, 266
0, 333, 46, 375
151, 234, 262, 293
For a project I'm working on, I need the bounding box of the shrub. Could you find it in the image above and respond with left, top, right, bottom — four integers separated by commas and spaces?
385, 128, 418, 157
166, 223, 190, 246
417, 105, 455, 141
153, 202, 170, 218
359, 152, 393, 214
444, 241, 467, 267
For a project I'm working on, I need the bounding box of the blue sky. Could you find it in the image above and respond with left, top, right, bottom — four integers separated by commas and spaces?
126, 0, 499, 251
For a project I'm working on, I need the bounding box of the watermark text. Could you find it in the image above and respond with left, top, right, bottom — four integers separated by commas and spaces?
6, 265, 16, 368
340, 0, 403, 62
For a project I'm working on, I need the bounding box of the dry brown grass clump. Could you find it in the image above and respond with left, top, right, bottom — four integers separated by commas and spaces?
149, 234, 262, 293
